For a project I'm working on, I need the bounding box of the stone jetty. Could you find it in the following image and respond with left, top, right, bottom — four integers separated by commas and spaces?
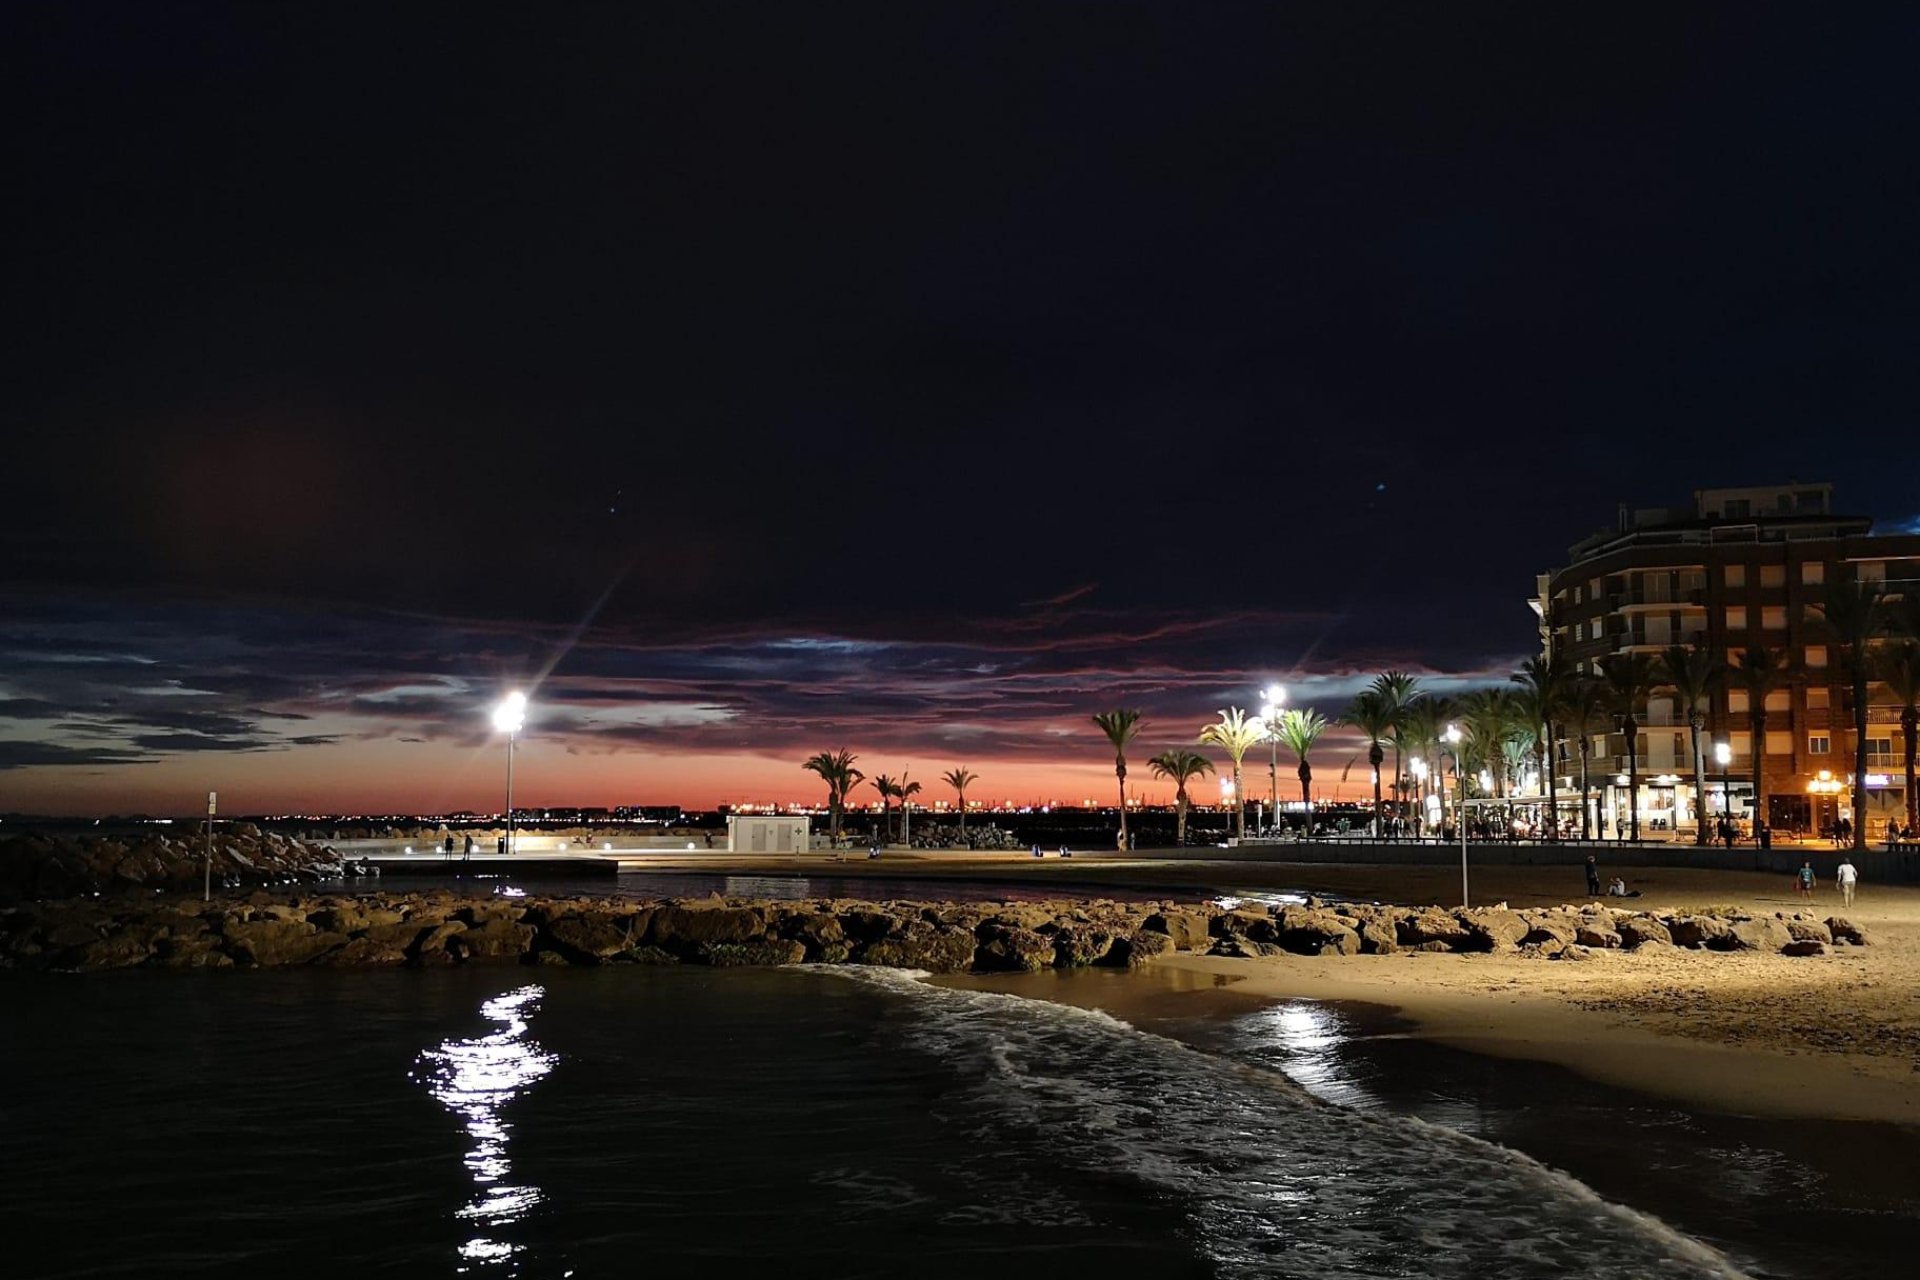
0, 892, 1867, 974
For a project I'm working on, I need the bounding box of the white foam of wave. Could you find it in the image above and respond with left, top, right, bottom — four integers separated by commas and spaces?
818, 966, 1751, 1280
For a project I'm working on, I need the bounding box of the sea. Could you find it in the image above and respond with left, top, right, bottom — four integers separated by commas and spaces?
2, 962, 1914, 1279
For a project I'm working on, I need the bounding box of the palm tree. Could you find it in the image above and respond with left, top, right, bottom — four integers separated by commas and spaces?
1563, 676, 1608, 841
1091, 709, 1146, 850
1817, 578, 1888, 849
1598, 652, 1659, 841
1341, 690, 1396, 837
801, 749, 864, 844
1400, 695, 1453, 834
1198, 707, 1264, 841
1148, 749, 1213, 846
941, 767, 978, 842
870, 774, 898, 845
1369, 671, 1422, 831
1510, 656, 1570, 836
1458, 688, 1515, 798
1876, 641, 1920, 834
1658, 645, 1728, 846
1731, 646, 1790, 837
1272, 707, 1331, 835
896, 772, 922, 843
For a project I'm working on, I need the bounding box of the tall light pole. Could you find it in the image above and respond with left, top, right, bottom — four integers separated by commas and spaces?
1444, 724, 1469, 907
1714, 740, 1732, 836
1260, 684, 1285, 835
1410, 756, 1428, 837
493, 691, 527, 856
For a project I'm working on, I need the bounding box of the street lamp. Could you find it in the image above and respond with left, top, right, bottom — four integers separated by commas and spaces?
492, 691, 527, 856
1443, 724, 1468, 907
1410, 755, 1429, 836
1260, 684, 1285, 835
1714, 741, 1732, 835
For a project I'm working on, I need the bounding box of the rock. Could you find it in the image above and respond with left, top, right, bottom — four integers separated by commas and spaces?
974, 926, 1054, 972
1142, 910, 1210, 950
1781, 939, 1826, 957
1456, 908, 1528, 953
448, 918, 535, 961
855, 923, 976, 973
1273, 906, 1362, 956
1355, 917, 1398, 955
1554, 945, 1595, 962
699, 939, 807, 967
68, 932, 156, 970
1114, 930, 1173, 968
1783, 917, 1832, 946
1826, 916, 1869, 945
780, 912, 847, 956
1573, 916, 1622, 949
1397, 909, 1470, 950
1414, 939, 1454, 953
1723, 916, 1794, 953
313, 934, 413, 967
1616, 916, 1672, 949
1211, 908, 1273, 939
1050, 926, 1117, 968
1208, 934, 1261, 958
1520, 913, 1580, 948
545, 912, 639, 963
1668, 915, 1734, 949
152, 935, 233, 968
222, 918, 346, 966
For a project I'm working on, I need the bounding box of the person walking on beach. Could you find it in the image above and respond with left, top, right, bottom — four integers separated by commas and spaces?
1796, 859, 1816, 901
1836, 856, 1858, 908
1584, 854, 1601, 898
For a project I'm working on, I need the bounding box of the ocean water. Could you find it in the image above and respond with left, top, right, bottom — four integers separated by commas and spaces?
0, 965, 1887, 1278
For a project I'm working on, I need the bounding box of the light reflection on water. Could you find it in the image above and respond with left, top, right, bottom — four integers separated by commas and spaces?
413, 985, 558, 1271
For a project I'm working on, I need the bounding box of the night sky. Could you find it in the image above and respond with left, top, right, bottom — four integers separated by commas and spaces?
4, 4, 1917, 815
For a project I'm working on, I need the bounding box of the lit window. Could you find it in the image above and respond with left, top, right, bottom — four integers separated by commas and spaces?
1765, 731, 1792, 755
1760, 565, 1786, 588
1808, 735, 1830, 755
1765, 690, 1790, 713
1801, 562, 1825, 586
1724, 564, 1746, 588
1805, 645, 1828, 668
1761, 605, 1786, 630
1730, 731, 1752, 754
1859, 561, 1887, 584
1728, 690, 1750, 713
1806, 688, 1830, 709
1725, 607, 1748, 631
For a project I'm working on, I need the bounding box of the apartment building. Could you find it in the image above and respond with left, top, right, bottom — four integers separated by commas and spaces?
1531, 483, 1920, 839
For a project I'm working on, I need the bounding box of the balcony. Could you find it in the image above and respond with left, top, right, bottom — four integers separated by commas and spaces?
1612, 587, 1706, 611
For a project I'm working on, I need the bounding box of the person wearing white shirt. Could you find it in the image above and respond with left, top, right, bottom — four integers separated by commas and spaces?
1836, 856, 1859, 908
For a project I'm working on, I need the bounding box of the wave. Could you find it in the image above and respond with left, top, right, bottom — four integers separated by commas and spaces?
819, 966, 1750, 1280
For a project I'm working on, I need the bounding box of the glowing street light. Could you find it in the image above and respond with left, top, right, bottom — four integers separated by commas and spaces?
1259, 684, 1286, 835
1714, 741, 1733, 822
1442, 724, 1468, 906
492, 691, 527, 856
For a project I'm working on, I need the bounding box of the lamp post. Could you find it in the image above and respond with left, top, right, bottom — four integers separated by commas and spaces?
1410, 756, 1429, 837
492, 691, 527, 856
1260, 684, 1285, 836
1714, 741, 1732, 839
1444, 724, 1468, 906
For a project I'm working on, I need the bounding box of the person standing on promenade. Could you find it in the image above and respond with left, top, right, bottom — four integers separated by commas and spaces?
1796, 859, 1816, 901
443, 833, 455, 861
463, 834, 474, 861
1584, 854, 1601, 898
1836, 856, 1858, 908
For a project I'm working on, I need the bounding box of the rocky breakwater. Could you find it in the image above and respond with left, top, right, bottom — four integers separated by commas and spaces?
1202, 899, 1871, 961
0, 893, 1869, 975
0, 826, 348, 904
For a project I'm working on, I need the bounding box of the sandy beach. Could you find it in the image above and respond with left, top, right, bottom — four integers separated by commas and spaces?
634, 850, 1920, 1124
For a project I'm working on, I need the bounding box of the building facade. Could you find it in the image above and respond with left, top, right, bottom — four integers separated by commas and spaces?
1532, 483, 1920, 839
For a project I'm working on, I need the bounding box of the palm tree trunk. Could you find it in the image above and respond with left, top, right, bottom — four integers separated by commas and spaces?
1906, 707, 1919, 832
1689, 713, 1708, 846
1543, 724, 1559, 840
1852, 670, 1870, 850
1299, 762, 1313, 835
1578, 740, 1592, 841
1115, 761, 1129, 850
1751, 710, 1767, 836
1175, 789, 1188, 846
1626, 721, 1640, 841
957, 795, 966, 841
1233, 762, 1245, 841
1371, 759, 1383, 838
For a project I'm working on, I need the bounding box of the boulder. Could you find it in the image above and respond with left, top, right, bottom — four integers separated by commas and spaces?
1050, 926, 1117, 968
1783, 917, 1832, 946
974, 926, 1054, 972
1397, 909, 1470, 950
222, 918, 346, 966
1781, 939, 1826, 957
857, 924, 976, 974
1142, 910, 1210, 950
313, 933, 413, 967
1456, 908, 1528, 953
699, 939, 808, 967
646, 906, 766, 950
1826, 916, 1869, 945
1273, 906, 1361, 956
1723, 916, 1794, 954
152, 935, 233, 969
1668, 915, 1734, 949
1616, 916, 1672, 949
1573, 916, 1622, 949
1211, 909, 1273, 939
448, 918, 535, 961
1355, 917, 1398, 955
545, 912, 638, 963
1113, 930, 1173, 968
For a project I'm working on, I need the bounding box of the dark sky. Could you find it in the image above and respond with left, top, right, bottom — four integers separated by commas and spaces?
4, 4, 1917, 812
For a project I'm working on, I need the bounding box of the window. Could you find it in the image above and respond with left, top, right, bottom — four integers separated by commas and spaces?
1574, 585, 1584, 604
1730, 731, 1752, 755
1859, 561, 1887, 584
1725, 607, 1748, 631
1806, 644, 1828, 669
1728, 689, 1750, 714
1868, 736, 1893, 755
1807, 687, 1830, 709
1801, 562, 1825, 586
1590, 578, 1602, 600
1724, 564, 1746, 588
1590, 619, 1605, 640
1760, 565, 1786, 588
1591, 733, 1608, 756
1765, 690, 1790, 713
1765, 731, 1792, 755
1762, 605, 1787, 630
1809, 735, 1830, 755
1727, 499, 1751, 518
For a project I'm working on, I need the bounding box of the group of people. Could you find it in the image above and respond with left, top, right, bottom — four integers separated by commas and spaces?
1585, 852, 1860, 906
